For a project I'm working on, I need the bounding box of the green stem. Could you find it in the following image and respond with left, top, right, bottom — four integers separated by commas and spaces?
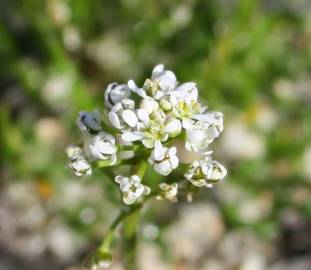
122, 210, 140, 270
97, 160, 151, 269
136, 159, 148, 179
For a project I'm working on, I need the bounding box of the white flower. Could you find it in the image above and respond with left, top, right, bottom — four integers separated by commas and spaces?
192, 111, 224, 133
151, 64, 177, 92
157, 183, 178, 202
148, 141, 179, 176
184, 157, 227, 188
185, 111, 224, 153
66, 145, 92, 177
77, 110, 102, 135
121, 108, 181, 148
170, 95, 202, 128
142, 64, 177, 100
84, 131, 117, 164
108, 99, 139, 130
115, 175, 150, 205
104, 82, 131, 109
169, 82, 198, 102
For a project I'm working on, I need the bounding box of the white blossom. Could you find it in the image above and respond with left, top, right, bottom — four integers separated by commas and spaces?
84, 131, 117, 164
142, 64, 177, 100
108, 99, 139, 130
148, 141, 179, 176
157, 183, 178, 202
185, 157, 227, 188
104, 82, 131, 109
185, 111, 224, 153
170, 95, 202, 128
169, 82, 198, 102
121, 107, 181, 148
151, 64, 177, 93
115, 175, 150, 205
66, 145, 92, 177
77, 110, 102, 135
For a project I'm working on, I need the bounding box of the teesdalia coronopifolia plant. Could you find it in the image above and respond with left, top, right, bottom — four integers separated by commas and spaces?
66, 64, 227, 269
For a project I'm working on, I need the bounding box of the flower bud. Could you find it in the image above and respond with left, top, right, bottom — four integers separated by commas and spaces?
66, 145, 92, 177
115, 175, 150, 205
185, 157, 227, 188
84, 131, 117, 164
104, 82, 131, 109
77, 110, 102, 135
151, 64, 177, 92
157, 183, 178, 202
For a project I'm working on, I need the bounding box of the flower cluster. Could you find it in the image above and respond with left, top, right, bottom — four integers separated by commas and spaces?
67, 64, 227, 205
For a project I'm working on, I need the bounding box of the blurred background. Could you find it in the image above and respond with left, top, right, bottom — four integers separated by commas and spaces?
0, 0, 311, 269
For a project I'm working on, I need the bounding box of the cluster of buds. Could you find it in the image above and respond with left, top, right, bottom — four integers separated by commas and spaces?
67, 64, 227, 205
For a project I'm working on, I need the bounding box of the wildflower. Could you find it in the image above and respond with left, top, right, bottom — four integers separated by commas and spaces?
185, 157, 227, 188
108, 99, 139, 130
84, 131, 117, 164
66, 145, 92, 177
170, 95, 202, 129
115, 175, 150, 205
185, 111, 224, 153
151, 64, 177, 92
104, 82, 131, 109
121, 107, 181, 148
143, 64, 177, 100
148, 141, 179, 176
157, 183, 178, 202
77, 110, 102, 135
169, 82, 198, 102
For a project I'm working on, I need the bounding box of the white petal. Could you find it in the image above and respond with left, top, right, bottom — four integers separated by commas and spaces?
170, 83, 197, 101
154, 160, 172, 176
111, 102, 123, 112
121, 99, 135, 109
128, 80, 147, 98
144, 186, 151, 195
152, 64, 164, 77
115, 175, 124, 184
131, 175, 141, 183
123, 196, 136, 205
140, 98, 159, 115
168, 146, 177, 156
158, 71, 176, 91
154, 141, 166, 161
122, 110, 138, 127
187, 129, 205, 142
170, 155, 179, 169
121, 132, 144, 142
207, 126, 219, 139
97, 143, 115, 154
164, 119, 182, 136
137, 109, 150, 125
182, 118, 195, 129
108, 111, 121, 129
